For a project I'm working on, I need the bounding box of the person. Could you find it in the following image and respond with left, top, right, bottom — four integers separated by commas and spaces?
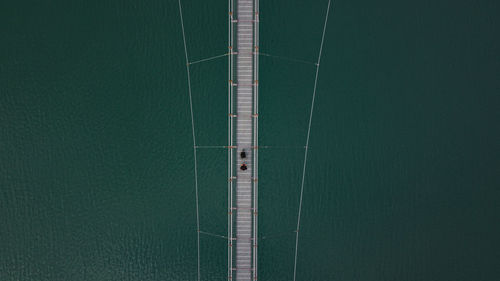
240, 150, 246, 158
240, 163, 247, 171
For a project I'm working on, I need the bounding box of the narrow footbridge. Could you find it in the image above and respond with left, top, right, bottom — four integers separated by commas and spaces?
228, 0, 259, 280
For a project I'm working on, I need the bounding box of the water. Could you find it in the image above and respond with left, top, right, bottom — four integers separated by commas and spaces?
0, 0, 499, 280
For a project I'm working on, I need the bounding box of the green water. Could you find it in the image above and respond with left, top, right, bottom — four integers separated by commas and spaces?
1, 0, 498, 280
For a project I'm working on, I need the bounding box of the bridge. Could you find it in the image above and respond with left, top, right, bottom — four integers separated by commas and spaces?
179, 0, 332, 279
228, 0, 259, 280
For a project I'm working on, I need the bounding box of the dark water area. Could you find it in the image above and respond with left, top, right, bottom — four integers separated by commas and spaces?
0, 0, 498, 280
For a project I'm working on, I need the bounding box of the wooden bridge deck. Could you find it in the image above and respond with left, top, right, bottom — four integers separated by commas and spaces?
229, 0, 259, 280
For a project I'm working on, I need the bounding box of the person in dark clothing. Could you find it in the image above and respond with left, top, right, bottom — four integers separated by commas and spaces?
240, 164, 247, 171
240, 150, 246, 158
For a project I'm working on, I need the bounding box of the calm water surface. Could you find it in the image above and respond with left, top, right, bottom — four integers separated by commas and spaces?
0, 0, 498, 280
